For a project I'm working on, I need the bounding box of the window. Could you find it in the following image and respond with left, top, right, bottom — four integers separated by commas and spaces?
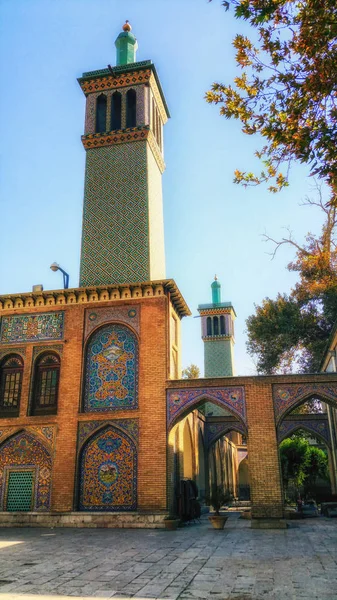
220, 315, 226, 335
111, 91, 122, 130
213, 316, 219, 336
0, 355, 23, 417
206, 317, 212, 336
126, 89, 137, 128
95, 94, 107, 133
31, 353, 60, 415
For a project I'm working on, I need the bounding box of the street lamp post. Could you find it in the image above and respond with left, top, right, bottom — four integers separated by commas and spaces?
50, 263, 70, 289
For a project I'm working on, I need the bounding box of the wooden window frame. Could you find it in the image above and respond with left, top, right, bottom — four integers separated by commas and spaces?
0, 355, 23, 417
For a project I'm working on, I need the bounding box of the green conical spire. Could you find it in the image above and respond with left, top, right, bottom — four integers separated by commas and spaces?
115, 21, 138, 66
211, 275, 221, 304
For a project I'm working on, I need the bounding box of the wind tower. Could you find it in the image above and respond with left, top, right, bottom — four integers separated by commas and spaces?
198, 277, 236, 377
78, 21, 169, 286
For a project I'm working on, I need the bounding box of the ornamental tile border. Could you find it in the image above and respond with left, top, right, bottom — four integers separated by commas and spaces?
79, 69, 152, 96
167, 387, 246, 428
78, 419, 139, 451
277, 418, 331, 447
84, 306, 140, 340
273, 383, 337, 422
0, 312, 64, 344
0, 346, 26, 360
32, 344, 64, 360
81, 127, 149, 150
0, 425, 56, 450
205, 420, 246, 449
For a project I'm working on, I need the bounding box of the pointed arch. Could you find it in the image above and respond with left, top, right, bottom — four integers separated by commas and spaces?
167, 386, 246, 429
277, 420, 332, 449
206, 421, 247, 450
78, 424, 137, 511
0, 430, 52, 511
273, 383, 337, 422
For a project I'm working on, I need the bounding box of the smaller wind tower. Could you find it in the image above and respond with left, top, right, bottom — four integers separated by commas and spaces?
198, 277, 236, 377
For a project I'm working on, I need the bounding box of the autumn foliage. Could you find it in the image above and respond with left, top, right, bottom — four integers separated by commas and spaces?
206, 0, 337, 198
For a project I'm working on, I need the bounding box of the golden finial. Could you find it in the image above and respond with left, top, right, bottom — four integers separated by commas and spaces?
122, 20, 132, 32
214, 274, 218, 281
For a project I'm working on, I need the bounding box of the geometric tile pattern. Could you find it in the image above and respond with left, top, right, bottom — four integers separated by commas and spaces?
205, 420, 247, 449
78, 424, 137, 511
85, 306, 139, 340
167, 386, 246, 428
0, 431, 52, 511
83, 324, 138, 412
204, 339, 234, 377
81, 126, 149, 150
79, 68, 152, 96
78, 419, 139, 449
0, 313, 64, 344
273, 382, 337, 422
277, 417, 331, 448
79, 143, 150, 286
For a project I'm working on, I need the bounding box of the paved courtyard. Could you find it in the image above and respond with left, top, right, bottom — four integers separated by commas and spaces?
0, 514, 335, 600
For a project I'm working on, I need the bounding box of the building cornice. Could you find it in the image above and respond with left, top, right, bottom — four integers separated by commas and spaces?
0, 280, 191, 320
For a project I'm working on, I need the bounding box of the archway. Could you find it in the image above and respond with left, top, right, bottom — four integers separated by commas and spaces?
0, 430, 52, 511
167, 394, 247, 518
277, 395, 335, 504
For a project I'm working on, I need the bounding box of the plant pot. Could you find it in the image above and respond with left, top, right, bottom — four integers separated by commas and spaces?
209, 515, 228, 530
164, 519, 180, 530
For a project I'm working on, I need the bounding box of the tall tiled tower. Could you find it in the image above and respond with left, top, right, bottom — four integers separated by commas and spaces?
78, 22, 169, 286
198, 277, 236, 377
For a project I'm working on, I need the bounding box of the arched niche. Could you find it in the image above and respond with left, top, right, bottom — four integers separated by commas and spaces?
78, 425, 137, 512
0, 430, 52, 511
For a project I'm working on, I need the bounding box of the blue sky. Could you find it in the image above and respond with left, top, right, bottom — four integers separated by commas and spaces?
0, 0, 327, 375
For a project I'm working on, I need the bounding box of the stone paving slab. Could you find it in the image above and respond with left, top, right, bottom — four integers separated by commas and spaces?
0, 514, 335, 599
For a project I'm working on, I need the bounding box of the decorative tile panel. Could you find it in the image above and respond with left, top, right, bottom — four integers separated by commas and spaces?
273, 383, 337, 422
0, 313, 64, 344
0, 347, 26, 360
78, 419, 138, 449
79, 143, 150, 286
0, 431, 52, 511
205, 420, 246, 449
85, 306, 139, 339
83, 324, 138, 412
167, 387, 246, 428
277, 418, 331, 447
32, 345, 63, 360
78, 424, 137, 511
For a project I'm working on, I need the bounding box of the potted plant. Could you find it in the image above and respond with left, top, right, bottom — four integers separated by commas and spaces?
206, 485, 229, 529
164, 515, 180, 530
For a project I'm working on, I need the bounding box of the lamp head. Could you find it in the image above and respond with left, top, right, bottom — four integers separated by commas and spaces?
50, 262, 59, 272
